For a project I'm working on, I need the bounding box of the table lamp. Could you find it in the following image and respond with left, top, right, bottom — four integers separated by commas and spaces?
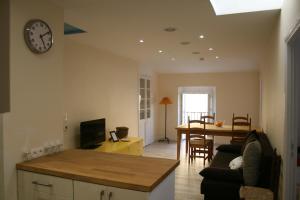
159, 97, 172, 143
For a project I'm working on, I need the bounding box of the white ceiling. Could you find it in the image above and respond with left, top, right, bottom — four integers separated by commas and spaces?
49, 0, 279, 73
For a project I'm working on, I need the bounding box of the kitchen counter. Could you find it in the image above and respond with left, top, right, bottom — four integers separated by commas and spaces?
16, 149, 179, 192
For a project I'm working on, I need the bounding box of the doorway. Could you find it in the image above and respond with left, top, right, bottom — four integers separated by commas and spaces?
285, 20, 300, 200
178, 87, 216, 125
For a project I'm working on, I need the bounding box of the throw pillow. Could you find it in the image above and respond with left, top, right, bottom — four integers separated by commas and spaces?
243, 140, 262, 186
229, 156, 243, 170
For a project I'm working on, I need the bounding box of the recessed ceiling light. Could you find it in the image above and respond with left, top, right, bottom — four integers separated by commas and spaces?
199, 35, 205, 39
210, 0, 283, 16
158, 50, 164, 53
139, 39, 144, 43
180, 41, 191, 45
171, 58, 176, 61
216, 56, 219, 59
192, 51, 200, 55
208, 48, 214, 51
200, 57, 205, 61
164, 27, 177, 32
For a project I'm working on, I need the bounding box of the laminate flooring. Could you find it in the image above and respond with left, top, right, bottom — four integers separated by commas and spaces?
143, 140, 208, 200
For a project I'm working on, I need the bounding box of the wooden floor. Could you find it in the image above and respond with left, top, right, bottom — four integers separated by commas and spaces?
144, 140, 207, 200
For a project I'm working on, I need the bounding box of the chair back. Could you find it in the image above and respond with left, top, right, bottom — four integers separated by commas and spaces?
232, 113, 251, 132
188, 117, 206, 140
201, 113, 215, 125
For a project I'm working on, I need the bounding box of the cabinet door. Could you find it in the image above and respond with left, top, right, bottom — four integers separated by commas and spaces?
18, 170, 73, 200
74, 181, 106, 200
105, 186, 148, 200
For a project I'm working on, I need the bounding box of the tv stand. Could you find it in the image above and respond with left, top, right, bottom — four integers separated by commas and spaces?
95, 137, 143, 156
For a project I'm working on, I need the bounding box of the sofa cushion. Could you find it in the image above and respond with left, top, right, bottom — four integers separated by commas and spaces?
243, 140, 262, 186
201, 178, 241, 200
200, 167, 243, 183
216, 144, 242, 154
210, 151, 239, 169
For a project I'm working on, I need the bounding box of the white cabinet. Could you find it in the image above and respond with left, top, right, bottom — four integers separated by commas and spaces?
18, 171, 73, 200
74, 181, 148, 200
74, 171, 175, 200
18, 170, 175, 200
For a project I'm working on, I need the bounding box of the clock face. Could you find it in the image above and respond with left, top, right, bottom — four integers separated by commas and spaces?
24, 19, 53, 54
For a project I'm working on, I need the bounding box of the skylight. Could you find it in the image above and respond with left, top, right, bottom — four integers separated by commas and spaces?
210, 0, 283, 16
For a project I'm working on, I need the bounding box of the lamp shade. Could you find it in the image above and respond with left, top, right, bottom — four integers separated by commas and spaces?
160, 97, 172, 105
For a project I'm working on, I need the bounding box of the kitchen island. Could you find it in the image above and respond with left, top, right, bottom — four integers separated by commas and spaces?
16, 149, 179, 200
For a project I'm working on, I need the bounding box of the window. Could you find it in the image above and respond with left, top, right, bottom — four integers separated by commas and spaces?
178, 87, 216, 124
210, 0, 283, 15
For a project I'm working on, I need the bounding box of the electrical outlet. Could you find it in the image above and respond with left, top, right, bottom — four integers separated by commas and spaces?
37, 147, 44, 157
30, 149, 38, 159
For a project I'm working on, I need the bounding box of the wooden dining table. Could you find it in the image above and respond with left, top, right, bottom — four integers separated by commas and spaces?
175, 124, 261, 160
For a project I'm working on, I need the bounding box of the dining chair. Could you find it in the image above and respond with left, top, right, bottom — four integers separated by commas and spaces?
200, 112, 215, 125
187, 117, 213, 165
200, 113, 215, 156
231, 113, 251, 144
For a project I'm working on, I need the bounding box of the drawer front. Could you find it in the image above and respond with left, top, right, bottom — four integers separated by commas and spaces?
18, 170, 73, 200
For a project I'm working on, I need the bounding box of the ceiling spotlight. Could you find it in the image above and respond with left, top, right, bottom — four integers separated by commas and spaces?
209, 48, 214, 51
199, 35, 205, 39
139, 39, 144, 43
180, 41, 190, 45
164, 27, 177, 32
171, 57, 176, 61
192, 51, 200, 55
216, 56, 219, 59
200, 57, 205, 61
158, 50, 164, 53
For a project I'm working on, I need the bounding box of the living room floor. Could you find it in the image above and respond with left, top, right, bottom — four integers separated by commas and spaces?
143, 140, 206, 200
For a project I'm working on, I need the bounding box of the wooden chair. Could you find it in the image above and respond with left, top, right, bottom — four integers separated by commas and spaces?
231, 113, 251, 144
200, 113, 215, 125
187, 117, 213, 165
201, 113, 215, 157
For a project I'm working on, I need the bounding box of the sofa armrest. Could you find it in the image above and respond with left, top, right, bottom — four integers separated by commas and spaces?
217, 144, 243, 154
199, 167, 243, 183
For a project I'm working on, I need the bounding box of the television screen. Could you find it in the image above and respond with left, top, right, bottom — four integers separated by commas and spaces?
80, 118, 106, 149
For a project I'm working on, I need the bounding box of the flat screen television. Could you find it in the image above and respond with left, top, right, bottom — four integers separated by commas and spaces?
80, 118, 106, 149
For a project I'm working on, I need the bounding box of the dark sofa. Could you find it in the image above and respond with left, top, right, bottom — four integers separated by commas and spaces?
199, 132, 281, 200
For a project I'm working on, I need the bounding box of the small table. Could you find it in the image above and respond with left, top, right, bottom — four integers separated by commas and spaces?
240, 186, 273, 200
175, 124, 260, 160
95, 137, 143, 156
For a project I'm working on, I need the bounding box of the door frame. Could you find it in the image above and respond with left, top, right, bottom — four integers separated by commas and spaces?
284, 18, 300, 200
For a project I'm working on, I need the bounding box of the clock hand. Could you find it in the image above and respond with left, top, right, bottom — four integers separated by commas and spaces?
41, 31, 50, 37
40, 35, 46, 48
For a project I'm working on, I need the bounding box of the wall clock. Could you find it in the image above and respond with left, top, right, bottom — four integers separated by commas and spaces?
24, 19, 53, 54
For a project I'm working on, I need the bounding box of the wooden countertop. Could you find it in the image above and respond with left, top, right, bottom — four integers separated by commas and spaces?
16, 149, 179, 192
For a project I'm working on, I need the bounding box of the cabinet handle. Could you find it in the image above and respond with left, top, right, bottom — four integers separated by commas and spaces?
32, 181, 53, 187
108, 192, 113, 200
100, 190, 105, 200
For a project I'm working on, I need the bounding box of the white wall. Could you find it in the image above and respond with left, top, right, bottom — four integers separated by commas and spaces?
2, 0, 64, 200
157, 72, 260, 142
0, 0, 10, 113
63, 38, 139, 148
261, 0, 300, 157
260, 0, 300, 198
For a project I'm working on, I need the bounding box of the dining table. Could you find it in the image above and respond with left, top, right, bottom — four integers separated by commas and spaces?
175, 124, 261, 160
